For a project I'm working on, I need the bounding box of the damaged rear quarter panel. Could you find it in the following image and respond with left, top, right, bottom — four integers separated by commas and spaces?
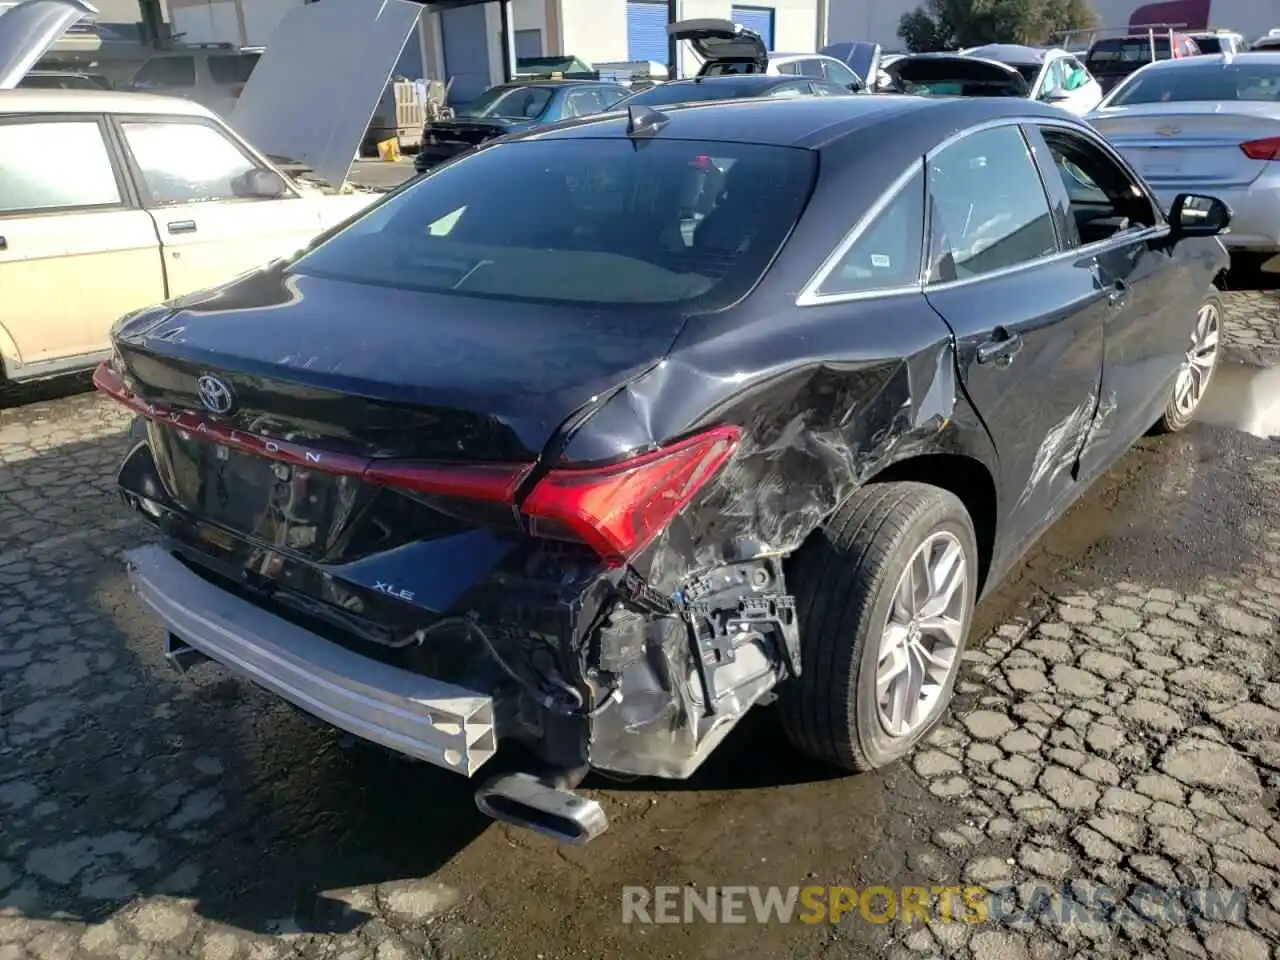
567, 296, 999, 595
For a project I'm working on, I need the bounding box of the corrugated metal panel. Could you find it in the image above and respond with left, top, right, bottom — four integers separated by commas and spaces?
731, 5, 774, 50
627, 1, 668, 64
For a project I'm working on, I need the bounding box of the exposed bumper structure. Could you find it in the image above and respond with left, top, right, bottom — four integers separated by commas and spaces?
124, 545, 498, 776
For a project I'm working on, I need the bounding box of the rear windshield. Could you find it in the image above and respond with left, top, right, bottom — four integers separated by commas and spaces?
456, 85, 553, 119
1108, 62, 1280, 104
1191, 36, 1223, 53
208, 53, 260, 84
292, 138, 816, 308
1086, 38, 1171, 70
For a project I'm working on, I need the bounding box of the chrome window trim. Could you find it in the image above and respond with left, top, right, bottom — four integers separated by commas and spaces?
796, 113, 1171, 308
795, 159, 925, 306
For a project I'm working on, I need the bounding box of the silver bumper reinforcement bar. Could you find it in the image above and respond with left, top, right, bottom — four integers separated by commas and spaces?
124, 545, 497, 776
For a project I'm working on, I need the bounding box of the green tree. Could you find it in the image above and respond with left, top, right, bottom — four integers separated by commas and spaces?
898, 0, 1098, 52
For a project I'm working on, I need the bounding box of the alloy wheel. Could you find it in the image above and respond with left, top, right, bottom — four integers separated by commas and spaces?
1173, 301, 1221, 417
875, 531, 970, 738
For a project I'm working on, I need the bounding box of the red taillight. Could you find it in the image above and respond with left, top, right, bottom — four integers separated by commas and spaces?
521, 426, 740, 566
692, 154, 713, 171
95, 360, 740, 566
1241, 137, 1280, 160
363, 460, 529, 502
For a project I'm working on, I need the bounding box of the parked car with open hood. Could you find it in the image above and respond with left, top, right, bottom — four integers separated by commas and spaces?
884, 48, 1102, 115
1088, 51, 1280, 266
668, 18, 867, 91
0, 0, 382, 384
413, 79, 629, 174
97, 91, 1230, 845
961, 44, 1103, 115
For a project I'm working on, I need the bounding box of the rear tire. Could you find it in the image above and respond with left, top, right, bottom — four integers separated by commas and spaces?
778, 482, 978, 772
1151, 290, 1223, 435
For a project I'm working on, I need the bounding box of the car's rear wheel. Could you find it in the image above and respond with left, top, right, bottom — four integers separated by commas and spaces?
1152, 290, 1223, 435
779, 482, 978, 772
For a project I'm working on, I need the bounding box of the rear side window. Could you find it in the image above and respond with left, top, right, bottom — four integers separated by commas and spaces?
133, 55, 196, 87
1086, 38, 1170, 68
926, 125, 1057, 282
0, 121, 121, 214
208, 53, 260, 84
817, 169, 924, 296
293, 138, 817, 308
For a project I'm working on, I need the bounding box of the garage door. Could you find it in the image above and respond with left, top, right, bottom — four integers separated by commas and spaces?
627, 0, 669, 64
731, 5, 774, 50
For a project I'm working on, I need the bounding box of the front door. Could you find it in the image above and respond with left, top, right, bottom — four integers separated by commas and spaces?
0, 115, 164, 371
1029, 121, 1196, 463
921, 122, 1106, 574
116, 116, 323, 297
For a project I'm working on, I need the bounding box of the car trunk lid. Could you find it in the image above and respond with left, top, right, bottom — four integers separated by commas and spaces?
1090, 103, 1280, 188
669, 18, 767, 73
0, 0, 97, 89
885, 54, 1030, 97
100, 266, 692, 623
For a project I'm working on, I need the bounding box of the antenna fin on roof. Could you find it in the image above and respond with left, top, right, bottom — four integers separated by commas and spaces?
626, 104, 670, 137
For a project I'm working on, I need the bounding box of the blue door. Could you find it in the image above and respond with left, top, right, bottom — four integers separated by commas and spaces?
627, 0, 669, 64
731, 5, 774, 51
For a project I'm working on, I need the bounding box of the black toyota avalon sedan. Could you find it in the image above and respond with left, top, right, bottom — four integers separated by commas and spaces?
96, 95, 1230, 844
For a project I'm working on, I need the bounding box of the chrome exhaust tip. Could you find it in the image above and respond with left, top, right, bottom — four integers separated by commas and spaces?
475, 770, 608, 845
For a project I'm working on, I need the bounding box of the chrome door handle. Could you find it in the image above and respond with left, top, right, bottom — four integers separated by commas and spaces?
976, 328, 1024, 366
167, 220, 197, 235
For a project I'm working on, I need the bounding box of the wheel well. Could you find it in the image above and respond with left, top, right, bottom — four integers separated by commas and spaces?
864, 455, 998, 592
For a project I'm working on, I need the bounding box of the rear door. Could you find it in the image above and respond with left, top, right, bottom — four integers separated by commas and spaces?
921, 122, 1105, 564
1029, 121, 1192, 462
114, 115, 324, 297
0, 114, 164, 372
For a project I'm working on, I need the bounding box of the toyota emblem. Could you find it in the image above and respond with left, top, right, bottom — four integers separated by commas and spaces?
196, 374, 235, 415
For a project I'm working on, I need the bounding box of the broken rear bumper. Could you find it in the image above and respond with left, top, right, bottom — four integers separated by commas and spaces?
124, 544, 498, 776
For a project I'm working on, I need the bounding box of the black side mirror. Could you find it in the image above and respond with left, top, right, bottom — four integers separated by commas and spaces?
232, 169, 287, 199
1169, 192, 1231, 240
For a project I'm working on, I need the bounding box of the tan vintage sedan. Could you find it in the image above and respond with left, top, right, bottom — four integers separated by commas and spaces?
0, 0, 386, 385
0, 87, 378, 384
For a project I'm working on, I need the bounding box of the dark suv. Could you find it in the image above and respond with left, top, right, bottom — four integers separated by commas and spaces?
1084, 31, 1201, 93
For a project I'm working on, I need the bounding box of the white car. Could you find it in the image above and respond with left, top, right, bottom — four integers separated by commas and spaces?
667, 18, 870, 92
886, 45, 1104, 117
0, 0, 380, 384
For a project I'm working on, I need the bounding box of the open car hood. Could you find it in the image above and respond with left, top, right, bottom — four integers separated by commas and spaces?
229, 0, 421, 191
821, 40, 880, 86
668, 18, 767, 68
0, 0, 96, 89
886, 53, 1030, 97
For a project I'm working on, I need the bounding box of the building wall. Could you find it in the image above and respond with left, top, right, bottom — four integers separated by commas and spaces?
769, 0, 818, 52
556, 0, 630, 62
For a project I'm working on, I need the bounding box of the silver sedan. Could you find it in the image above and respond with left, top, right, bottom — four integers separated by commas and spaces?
1087, 52, 1280, 260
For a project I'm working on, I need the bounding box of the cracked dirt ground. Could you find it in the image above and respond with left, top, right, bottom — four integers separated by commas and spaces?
2, 292, 1279, 960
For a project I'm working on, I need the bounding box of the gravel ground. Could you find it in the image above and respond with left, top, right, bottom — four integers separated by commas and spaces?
0, 291, 1278, 960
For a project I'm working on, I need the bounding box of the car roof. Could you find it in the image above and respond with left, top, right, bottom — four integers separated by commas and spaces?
964, 43, 1052, 65
1123, 50, 1280, 70
0, 87, 217, 117
662, 75, 805, 90
498, 79, 620, 88
519, 94, 1075, 150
